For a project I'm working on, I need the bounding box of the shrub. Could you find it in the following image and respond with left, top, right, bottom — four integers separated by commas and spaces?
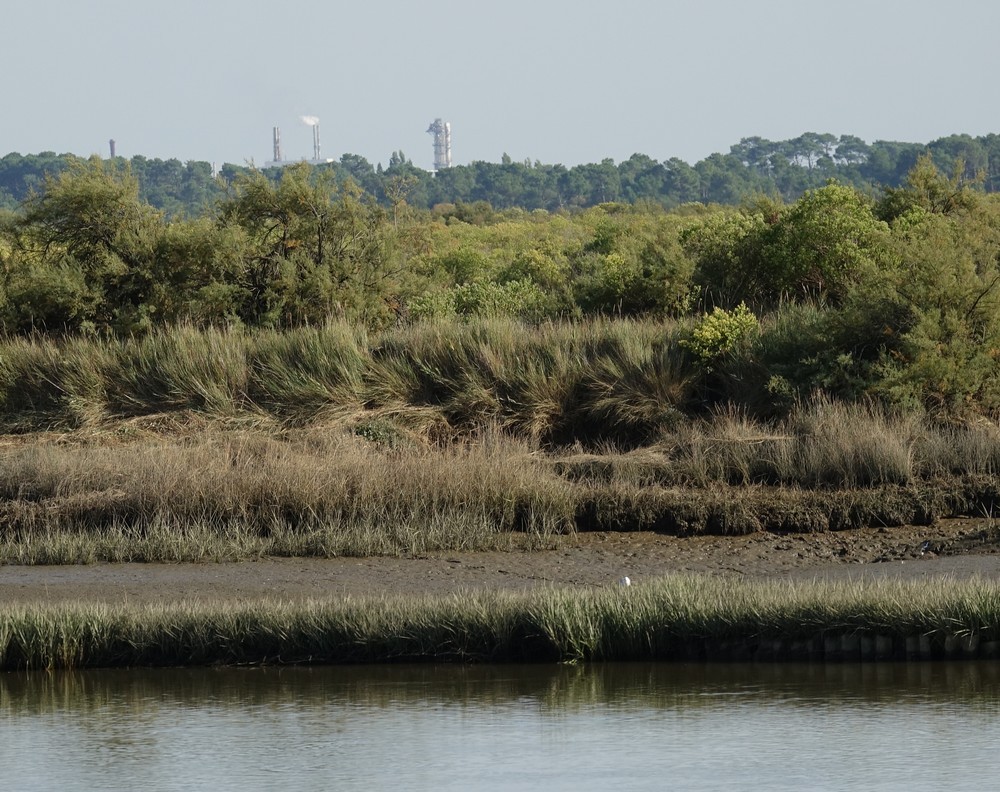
681, 303, 759, 367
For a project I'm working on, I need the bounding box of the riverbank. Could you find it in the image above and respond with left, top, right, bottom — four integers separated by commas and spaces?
3, 574, 1000, 670
3, 520, 1000, 670
2, 403, 999, 668
2, 519, 999, 606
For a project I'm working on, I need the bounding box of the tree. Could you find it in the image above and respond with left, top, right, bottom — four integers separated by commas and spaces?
785, 133, 837, 170
760, 183, 892, 304
683, 208, 768, 308
835, 135, 870, 166
384, 174, 417, 228
731, 137, 777, 174
928, 134, 988, 183
339, 153, 380, 195
219, 164, 395, 325
876, 154, 981, 222
17, 156, 164, 331
694, 154, 757, 204
619, 154, 668, 204
148, 218, 248, 325
20, 157, 160, 270
878, 208, 1000, 413
685, 183, 891, 309
664, 158, 700, 204
860, 140, 923, 187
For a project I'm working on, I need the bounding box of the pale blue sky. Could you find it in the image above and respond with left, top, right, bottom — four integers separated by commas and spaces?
5, 0, 999, 169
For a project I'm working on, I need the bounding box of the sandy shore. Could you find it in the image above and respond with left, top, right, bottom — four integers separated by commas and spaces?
2, 518, 999, 605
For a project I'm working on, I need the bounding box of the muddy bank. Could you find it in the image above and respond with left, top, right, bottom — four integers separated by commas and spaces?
2, 518, 999, 606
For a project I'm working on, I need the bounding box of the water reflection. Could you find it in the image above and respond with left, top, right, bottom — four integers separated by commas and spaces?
2, 663, 998, 791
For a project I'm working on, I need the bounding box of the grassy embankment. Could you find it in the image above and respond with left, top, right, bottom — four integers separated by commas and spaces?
2, 576, 1000, 670
0, 319, 999, 563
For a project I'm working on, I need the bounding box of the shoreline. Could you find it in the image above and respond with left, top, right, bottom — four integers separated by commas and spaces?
2, 519, 997, 607
2, 520, 1000, 670
3, 573, 1000, 670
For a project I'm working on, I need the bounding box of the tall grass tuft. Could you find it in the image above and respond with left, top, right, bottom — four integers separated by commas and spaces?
784, 398, 917, 487
650, 399, 925, 489
577, 320, 692, 442
244, 323, 368, 423
0, 336, 110, 430
103, 325, 251, 417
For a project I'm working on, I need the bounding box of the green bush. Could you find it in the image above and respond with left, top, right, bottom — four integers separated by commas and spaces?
410, 280, 547, 321
681, 303, 759, 366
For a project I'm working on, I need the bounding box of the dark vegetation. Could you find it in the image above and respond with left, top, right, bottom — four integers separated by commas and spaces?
1, 147, 998, 420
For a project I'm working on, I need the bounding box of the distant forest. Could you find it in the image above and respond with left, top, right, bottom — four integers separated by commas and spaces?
2, 132, 1000, 215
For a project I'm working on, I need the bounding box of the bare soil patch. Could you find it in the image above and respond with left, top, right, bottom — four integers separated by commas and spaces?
3, 518, 1000, 606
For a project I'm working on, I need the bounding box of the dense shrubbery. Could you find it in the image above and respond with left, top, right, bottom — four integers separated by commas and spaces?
1, 154, 1000, 420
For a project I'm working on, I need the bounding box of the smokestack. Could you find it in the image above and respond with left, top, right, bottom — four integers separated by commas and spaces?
300, 115, 322, 162
273, 127, 282, 162
109, 139, 116, 159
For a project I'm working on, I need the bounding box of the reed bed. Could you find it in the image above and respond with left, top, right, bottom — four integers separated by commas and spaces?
2, 576, 1000, 670
0, 410, 998, 562
0, 320, 999, 561
0, 432, 574, 563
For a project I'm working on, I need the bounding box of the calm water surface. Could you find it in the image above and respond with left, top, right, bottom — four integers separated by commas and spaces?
2, 662, 1000, 791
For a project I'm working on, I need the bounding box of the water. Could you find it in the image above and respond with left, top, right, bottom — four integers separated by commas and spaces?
2, 662, 999, 791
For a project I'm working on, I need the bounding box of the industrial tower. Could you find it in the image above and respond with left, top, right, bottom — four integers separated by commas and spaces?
264, 117, 333, 168
272, 127, 283, 164
427, 118, 452, 171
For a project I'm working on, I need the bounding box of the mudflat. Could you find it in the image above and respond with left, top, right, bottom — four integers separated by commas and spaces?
2, 518, 999, 606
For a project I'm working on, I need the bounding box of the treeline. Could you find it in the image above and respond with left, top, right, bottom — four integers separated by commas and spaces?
3, 132, 1000, 215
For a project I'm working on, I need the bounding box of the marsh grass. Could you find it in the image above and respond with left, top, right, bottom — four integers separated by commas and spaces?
1, 404, 999, 562
0, 431, 574, 563
650, 400, 920, 488
564, 399, 1000, 490
3, 576, 1000, 670
0, 319, 993, 459
0, 322, 999, 561
245, 324, 368, 421
0, 319, 697, 445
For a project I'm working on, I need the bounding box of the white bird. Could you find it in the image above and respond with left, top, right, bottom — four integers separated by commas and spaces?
618, 576, 631, 587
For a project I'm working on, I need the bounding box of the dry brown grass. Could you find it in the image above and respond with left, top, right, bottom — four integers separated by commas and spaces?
0, 426, 575, 563
0, 403, 997, 563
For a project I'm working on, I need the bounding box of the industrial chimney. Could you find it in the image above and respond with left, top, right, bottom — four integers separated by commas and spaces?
298, 116, 328, 163
109, 139, 116, 159
273, 127, 282, 163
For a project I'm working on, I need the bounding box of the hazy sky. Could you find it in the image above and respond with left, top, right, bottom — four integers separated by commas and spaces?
6, 0, 999, 170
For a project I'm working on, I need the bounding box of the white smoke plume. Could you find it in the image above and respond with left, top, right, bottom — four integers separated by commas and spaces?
300, 115, 320, 126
